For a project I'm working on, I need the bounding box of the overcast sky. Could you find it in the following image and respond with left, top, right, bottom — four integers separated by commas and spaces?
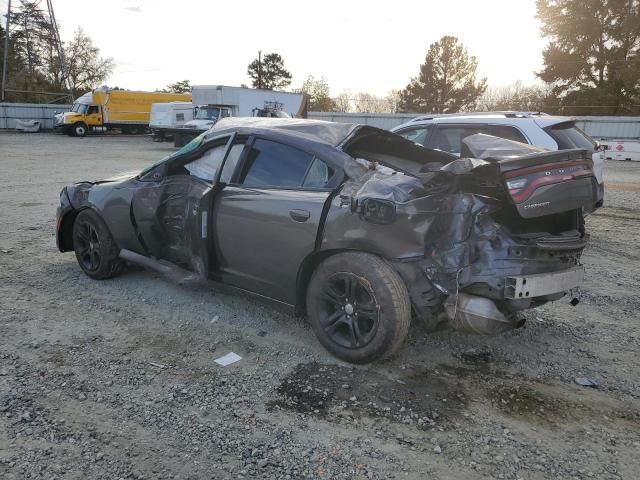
1, 0, 548, 96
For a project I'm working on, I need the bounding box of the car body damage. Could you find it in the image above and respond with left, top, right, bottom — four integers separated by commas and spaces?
57, 119, 600, 363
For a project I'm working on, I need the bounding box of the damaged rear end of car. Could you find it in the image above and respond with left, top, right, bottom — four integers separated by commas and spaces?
327, 131, 598, 336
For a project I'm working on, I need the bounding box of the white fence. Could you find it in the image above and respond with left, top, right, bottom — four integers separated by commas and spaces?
0, 102, 70, 130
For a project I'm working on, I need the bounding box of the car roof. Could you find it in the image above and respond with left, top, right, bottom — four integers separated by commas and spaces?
393, 112, 574, 131
206, 117, 359, 147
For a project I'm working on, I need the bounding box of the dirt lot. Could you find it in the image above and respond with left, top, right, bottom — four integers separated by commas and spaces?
1, 132, 639, 480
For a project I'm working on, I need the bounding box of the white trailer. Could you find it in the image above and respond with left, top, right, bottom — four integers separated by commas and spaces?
149, 102, 195, 141
599, 139, 640, 162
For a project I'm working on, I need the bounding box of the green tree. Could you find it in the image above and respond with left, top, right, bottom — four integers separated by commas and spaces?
163, 79, 191, 94
399, 35, 487, 113
247, 52, 292, 90
296, 75, 335, 111
536, 0, 640, 115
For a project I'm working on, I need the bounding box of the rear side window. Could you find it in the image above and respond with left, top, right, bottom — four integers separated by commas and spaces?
430, 126, 487, 154
239, 139, 314, 187
546, 122, 596, 150
395, 126, 431, 146
487, 125, 528, 143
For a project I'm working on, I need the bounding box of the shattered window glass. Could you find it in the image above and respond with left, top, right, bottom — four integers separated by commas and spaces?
184, 144, 227, 182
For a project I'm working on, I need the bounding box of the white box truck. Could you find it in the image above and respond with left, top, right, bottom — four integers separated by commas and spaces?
164, 85, 308, 146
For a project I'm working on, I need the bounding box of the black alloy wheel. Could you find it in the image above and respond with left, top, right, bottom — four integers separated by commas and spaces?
75, 219, 101, 272
318, 272, 380, 349
72, 209, 125, 280
307, 252, 411, 364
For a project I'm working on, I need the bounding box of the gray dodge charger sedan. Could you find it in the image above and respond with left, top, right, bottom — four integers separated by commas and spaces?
56, 118, 598, 363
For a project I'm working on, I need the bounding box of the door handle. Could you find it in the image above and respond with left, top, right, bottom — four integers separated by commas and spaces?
289, 209, 311, 222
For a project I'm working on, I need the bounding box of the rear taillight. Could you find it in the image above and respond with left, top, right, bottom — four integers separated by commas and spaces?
504, 160, 593, 203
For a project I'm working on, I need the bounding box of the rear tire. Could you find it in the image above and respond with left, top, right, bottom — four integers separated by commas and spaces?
71, 122, 87, 137
306, 252, 411, 364
72, 209, 125, 279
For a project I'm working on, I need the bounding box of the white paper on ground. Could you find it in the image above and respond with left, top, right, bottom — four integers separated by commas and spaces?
214, 352, 242, 366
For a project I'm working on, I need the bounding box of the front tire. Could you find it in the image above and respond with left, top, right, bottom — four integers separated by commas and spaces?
71, 122, 87, 137
72, 209, 125, 279
306, 252, 411, 364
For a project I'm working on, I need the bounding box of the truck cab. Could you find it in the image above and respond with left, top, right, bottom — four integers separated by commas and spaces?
183, 105, 233, 130
54, 92, 103, 137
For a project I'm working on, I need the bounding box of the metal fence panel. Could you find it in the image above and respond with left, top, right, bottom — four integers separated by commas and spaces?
573, 116, 640, 140
0, 103, 70, 130
1, 103, 638, 140
308, 112, 417, 130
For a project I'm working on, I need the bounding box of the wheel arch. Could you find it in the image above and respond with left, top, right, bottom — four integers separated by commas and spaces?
57, 206, 98, 252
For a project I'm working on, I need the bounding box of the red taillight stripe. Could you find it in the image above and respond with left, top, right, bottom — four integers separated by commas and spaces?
503, 159, 592, 180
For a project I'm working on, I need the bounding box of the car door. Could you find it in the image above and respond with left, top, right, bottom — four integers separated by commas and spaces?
213, 137, 335, 304
131, 134, 235, 274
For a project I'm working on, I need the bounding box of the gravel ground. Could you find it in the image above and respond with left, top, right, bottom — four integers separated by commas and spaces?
1, 132, 639, 480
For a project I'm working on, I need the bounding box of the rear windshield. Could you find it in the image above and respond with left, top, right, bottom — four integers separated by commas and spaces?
546, 122, 596, 150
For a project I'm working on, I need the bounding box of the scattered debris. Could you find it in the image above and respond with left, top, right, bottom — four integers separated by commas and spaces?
214, 352, 242, 366
210, 315, 219, 324
570, 298, 580, 306
149, 362, 166, 369
574, 377, 598, 388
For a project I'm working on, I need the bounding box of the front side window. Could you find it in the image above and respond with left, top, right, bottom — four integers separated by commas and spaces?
87, 105, 99, 115
184, 144, 227, 182
239, 139, 314, 187
396, 126, 431, 146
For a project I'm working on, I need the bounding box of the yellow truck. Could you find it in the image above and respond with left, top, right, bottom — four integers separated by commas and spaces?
54, 87, 190, 137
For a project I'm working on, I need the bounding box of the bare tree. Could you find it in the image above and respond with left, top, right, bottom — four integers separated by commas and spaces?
64, 27, 114, 96
333, 91, 352, 112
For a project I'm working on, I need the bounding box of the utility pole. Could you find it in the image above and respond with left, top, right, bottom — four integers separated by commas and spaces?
257, 50, 262, 89
1, 0, 11, 102
46, 0, 70, 96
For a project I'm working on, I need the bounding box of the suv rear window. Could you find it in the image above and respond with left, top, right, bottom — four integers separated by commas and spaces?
546, 122, 596, 150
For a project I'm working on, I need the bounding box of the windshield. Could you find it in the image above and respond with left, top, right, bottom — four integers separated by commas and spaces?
195, 107, 220, 121
71, 103, 89, 114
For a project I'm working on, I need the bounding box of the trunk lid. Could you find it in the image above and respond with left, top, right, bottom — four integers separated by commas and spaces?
461, 134, 598, 219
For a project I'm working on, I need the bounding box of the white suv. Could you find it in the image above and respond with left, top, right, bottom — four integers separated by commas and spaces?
391, 112, 604, 205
